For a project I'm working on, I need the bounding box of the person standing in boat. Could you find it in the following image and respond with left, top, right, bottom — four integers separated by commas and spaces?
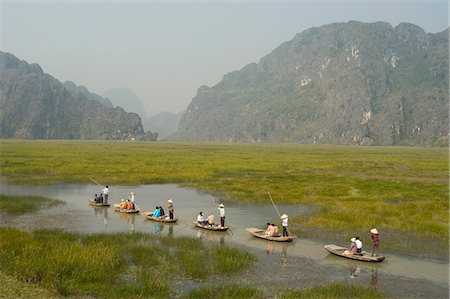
370, 228, 380, 256
129, 192, 135, 209
102, 185, 109, 204
218, 203, 225, 227
168, 199, 174, 220
281, 214, 289, 236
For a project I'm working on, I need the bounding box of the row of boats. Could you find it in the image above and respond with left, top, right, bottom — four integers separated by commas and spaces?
89, 199, 385, 262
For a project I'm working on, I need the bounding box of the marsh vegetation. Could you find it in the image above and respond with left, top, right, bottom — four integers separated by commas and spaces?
0, 140, 447, 298
1, 140, 447, 255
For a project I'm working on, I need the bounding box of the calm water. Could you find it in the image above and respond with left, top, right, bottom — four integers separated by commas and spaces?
0, 182, 448, 298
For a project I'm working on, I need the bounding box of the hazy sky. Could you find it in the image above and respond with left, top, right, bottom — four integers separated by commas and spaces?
1, 1, 448, 116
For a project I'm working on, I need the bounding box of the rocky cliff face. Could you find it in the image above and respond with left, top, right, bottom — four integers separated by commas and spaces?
0, 52, 155, 140
175, 22, 449, 146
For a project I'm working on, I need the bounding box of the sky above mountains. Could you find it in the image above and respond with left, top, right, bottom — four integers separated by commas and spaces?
1, 1, 448, 116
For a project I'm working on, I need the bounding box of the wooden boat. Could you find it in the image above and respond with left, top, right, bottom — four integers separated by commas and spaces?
324, 244, 385, 262
192, 221, 229, 231
89, 199, 110, 207
246, 227, 296, 242
113, 204, 139, 213
143, 212, 178, 223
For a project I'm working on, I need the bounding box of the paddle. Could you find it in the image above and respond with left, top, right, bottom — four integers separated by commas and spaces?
267, 192, 292, 237
133, 202, 146, 217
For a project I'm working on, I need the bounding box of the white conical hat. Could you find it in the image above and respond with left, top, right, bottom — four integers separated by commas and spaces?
370, 228, 379, 234
280, 214, 288, 219
219, 203, 224, 208
168, 199, 173, 203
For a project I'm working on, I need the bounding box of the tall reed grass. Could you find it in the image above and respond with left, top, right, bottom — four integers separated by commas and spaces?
0, 194, 63, 214
0, 227, 255, 298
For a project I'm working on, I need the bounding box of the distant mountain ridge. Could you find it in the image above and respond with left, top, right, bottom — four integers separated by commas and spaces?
64, 81, 114, 108
174, 21, 449, 146
0, 51, 156, 140
103, 88, 147, 118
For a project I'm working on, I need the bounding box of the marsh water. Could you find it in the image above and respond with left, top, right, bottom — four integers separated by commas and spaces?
0, 182, 448, 298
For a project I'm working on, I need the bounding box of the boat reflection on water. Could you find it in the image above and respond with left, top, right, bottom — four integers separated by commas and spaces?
168, 224, 174, 239
153, 223, 164, 233
92, 206, 109, 226
264, 242, 290, 267
115, 212, 136, 233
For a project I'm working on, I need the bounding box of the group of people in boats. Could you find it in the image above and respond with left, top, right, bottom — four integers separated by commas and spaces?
264, 213, 290, 237
93, 185, 110, 204
343, 228, 380, 257
150, 199, 174, 220
196, 203, 226, 227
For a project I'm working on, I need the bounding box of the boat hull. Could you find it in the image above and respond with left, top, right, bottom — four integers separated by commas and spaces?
113, 204, 139, 213
324, 244, 385, 262
192, 221, 229, 231
89, 200, 110, 207
144, 212, 178, 223
246, 227, 296, 242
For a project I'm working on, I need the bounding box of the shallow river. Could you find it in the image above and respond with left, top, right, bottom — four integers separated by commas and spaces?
0, 182, 448, 298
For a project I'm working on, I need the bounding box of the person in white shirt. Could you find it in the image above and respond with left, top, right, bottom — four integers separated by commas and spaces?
355, 236, 363, 254
130, 192, 135, 209
281, 214, 289, 236
218, 203, 225, 227
102, 186, 109, 204
197, 212, 207, 225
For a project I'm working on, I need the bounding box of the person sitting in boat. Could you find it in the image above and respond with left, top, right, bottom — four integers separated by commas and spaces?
93, 194, 100, 203
120, 199, 127, 209
159, 206, 165, 217
197, 212, 208, 225
206, 213, 215, 226
265, 223, 275, 236
126, 199, 133, 210
355, 236, 363, 255
153, 206, 161, 218
343, 237, 357, 255
272, 224, 280, 236
98, 194, 104, 204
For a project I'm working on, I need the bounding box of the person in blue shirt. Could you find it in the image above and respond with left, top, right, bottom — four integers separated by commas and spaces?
153, 206, 161, 218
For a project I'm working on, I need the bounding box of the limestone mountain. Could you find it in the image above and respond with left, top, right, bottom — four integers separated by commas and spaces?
175, 21, 449, 146
0, 51, 156, 140
63, 81, 114, 108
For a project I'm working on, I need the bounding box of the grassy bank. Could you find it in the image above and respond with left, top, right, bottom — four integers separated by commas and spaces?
0, 140, 448, 255
0, 227, 256, 298
0, 194, 63, 214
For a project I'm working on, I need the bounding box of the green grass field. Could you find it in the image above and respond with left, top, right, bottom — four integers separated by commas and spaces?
0, 140, 448, 256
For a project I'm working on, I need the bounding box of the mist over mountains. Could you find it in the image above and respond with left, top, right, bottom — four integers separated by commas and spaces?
1, 21, 448, 145
174, 21, 449, 146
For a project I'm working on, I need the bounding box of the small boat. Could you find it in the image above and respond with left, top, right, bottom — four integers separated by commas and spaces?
192, 221, 229, 231
89, 199, 110, 207
246, 228, 296, 242
143, 212, 178, 223
113, 204, 139, 213
324, 244, 385, 262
